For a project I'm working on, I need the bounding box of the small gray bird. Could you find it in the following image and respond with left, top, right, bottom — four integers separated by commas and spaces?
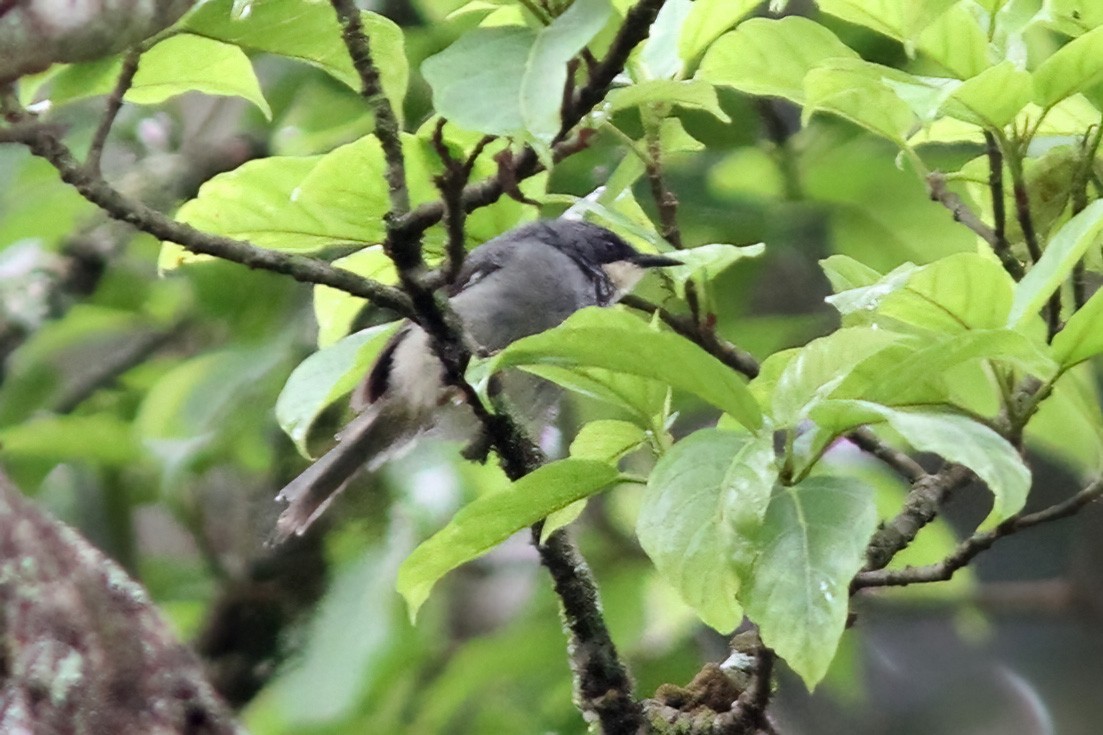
274, 219, 679, 540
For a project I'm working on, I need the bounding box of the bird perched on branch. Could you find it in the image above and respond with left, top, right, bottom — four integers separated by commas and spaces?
274, 218, 679, 541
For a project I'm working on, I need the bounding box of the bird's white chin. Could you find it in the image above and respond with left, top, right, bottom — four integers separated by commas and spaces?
601, 261, 646, 297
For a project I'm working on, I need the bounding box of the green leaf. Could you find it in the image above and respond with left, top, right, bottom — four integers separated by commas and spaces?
163, 156, 324, 267
1039, 0, 1103, 36
814, 0, 959, 46
678, 0, 760, 63
742, 475, 878, 689
185, 0, 408, 113
490, 307, 762, 430
516, 365, 666, 423
846, 402, 1032, 527
313, 247, 398, 347
1032, 24, 1103, 107
638, 430, 777, 632
803, 59, 918, 144
915, 3, 990, 78
568, 419, 648, 462
854, 329, 1057, 405
696, 17, 859, 105
640, 0, 693, 79
1053, 287, 1103, 368
397, 459, 620, 619
605, 79, 730, 121
830, 253, 1015, 334
943, 61, 1033, 128
275, 324, 398, 456
1026, 364, 1103, 472
127, 34, 271, 118
1009, 200, 1103, 325
422, 0, 612, 141
764, 327, 902, 424
665, 242, 764, 290
819, 255, 883, 293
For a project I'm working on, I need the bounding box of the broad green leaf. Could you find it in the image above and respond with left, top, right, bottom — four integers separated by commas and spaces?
1053, 287, 1103, 368
1026, 364, 1103, 471
275, 324, 398, 456
803, 59, 918, 144
422, 0, 612, 141
313, 247, 398, 347
943, 61, 1033, 128
831, 253, 1015, 334
163, 156, 324, 268
814, 0, 959, 46
665, 242, 764, 290
0, 414, 138, 466
846, 402, 1031, 526
915, 3, 990, 78
490, 307, 762, 430
568, 419, 648, 462
638, 430, 777, 632
640, 0, 692, 79
185, 0, 408, 113
1039, 0, 1103, 35
128, 34, 271, 118
397, 459, 620, 619
742, 475, 878, 689
516, 365, 666, 424
819, 255, 883, 293
605, 79, 730, 121
1009, 200, 1103, 325
1032, 24, 1103, 107
678, 0, 760, 63
696, 17, 859, 105
766, 327, 901, 424
844, 329, 1057, 406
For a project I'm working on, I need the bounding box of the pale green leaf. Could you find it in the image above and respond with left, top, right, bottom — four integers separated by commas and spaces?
491, 307, 763, 430
638, 430, 777, 631
423, 0, 612, 141
743, 475, 878, 689
1032, 24, 1103, 107
397, 459, 620, 619
275, 324, 398, 456
814, 0, 959, 44
848, 402, 1032, 526
1009, 200, 1103, 325
696, 17, 858, 105
605, 79, 730, 121
1053, 286, 1103, 368
678, 0, 760, 63
185, 0, 408, 113
127, 34, 271, 118
569, 419, 648, 462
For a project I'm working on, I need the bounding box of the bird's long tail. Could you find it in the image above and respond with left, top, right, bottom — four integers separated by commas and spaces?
272, 401, 415, 543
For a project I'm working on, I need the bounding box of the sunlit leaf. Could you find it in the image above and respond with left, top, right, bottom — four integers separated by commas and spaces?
397, 459, 620, 619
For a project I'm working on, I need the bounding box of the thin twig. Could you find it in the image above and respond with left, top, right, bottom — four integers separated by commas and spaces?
329, 0, 410, 221
85, 47, 141, 176
846, 426, 927, 484
861, 464, 974, 574
429, 119, 472, 282
854, 476, 1103, 588
927, 173, 1005, 256
982, 132, 1024, 279
620, 294, 760, 378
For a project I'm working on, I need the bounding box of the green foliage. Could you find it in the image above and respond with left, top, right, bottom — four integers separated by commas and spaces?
7, 0, 1103, 727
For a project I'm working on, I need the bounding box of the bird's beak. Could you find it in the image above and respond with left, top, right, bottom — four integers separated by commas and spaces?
628, 252, 681, 268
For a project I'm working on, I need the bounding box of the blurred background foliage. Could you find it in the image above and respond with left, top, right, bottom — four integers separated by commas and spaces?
2, 0, 1103, 733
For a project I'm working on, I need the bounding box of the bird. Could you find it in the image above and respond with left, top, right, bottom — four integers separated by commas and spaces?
273, 218, 680, 541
